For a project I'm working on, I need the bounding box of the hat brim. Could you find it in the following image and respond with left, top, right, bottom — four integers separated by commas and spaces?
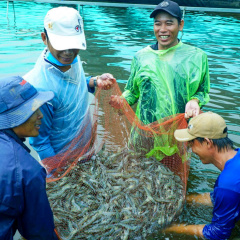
0, 91, 54, 130
174, 128, 196, 142
150, 9, 180, 19
48, 32, 87, 51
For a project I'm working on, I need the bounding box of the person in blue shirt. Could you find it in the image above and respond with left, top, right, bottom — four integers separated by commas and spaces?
164, 111, 240, 239
24, 6, 116, 160
0, 76, 59, 240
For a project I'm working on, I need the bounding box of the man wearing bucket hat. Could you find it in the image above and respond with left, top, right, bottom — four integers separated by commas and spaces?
24, 6, 116, 160
109, 0, 210, 159
0, 76, 59, 239
164, 112, 240, 239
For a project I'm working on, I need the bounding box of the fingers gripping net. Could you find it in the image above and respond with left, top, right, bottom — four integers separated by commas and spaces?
44, 83, 190, 238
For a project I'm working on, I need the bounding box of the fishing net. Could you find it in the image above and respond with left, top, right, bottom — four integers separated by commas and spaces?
44, 82, 190, 239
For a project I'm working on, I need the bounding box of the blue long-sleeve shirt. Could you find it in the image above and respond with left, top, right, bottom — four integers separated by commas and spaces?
203, 148, 240, 240
0, 130, 58, 240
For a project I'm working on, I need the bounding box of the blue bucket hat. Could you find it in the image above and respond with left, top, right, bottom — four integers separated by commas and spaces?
0, 76, 54, 130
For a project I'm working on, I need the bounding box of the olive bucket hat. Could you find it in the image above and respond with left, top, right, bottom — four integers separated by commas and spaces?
0, 76, 54, 130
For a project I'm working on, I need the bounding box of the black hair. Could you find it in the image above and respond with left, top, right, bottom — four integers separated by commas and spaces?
177, 18, 182, 24
44, 28, 49, 40
196, 133, 234, 153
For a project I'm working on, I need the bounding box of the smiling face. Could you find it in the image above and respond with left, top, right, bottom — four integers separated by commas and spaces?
153, 11, 184, 50
189, 138, 214, 165
41, 32, 80, 71
13, 108, 43, 138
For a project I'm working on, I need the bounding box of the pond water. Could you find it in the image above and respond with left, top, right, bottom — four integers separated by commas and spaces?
1, 1, 240, 239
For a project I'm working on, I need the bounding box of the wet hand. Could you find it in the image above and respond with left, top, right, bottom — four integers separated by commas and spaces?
109, 95, 124, 115
109, 95, 124, 109
97, 73, 116, 90
185, 99, 200, 119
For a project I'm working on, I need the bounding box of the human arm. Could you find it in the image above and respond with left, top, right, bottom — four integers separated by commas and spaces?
164, 224, 205, 238
29, 103, 56, 160
163, 193, 211, 237
202, 188, 240, 240
18, 165, 58, 240
165, 189, 240, 240
88, 73, 116, 90
186, 192, 212, 206
109, 57, 140, 110
186, 53, 210, 119
121, 56, 140, 106
0, 137, 58, 240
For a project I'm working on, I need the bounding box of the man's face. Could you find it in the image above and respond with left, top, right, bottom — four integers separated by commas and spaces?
153, 11, 184, 50
13, 108, 43, 138
189, 139, 212, 164
41, 32, 80, 65
47, 39, 80, 65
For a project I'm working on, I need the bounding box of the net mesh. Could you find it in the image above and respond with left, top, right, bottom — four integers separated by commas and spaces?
44, 83, 190, 239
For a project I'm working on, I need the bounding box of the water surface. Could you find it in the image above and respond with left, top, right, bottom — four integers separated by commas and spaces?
1, 1, 240, 239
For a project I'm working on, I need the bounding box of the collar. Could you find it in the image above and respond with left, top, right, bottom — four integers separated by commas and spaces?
150, 42, 159, 50
44, 51, 78, 67
150, 39, 181, 50
2, 129, 30, 153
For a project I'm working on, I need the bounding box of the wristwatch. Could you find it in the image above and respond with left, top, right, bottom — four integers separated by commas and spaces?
93, 76, 99, 87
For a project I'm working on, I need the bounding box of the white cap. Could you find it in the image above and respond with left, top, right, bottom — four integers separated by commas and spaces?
44, 7, 86, 51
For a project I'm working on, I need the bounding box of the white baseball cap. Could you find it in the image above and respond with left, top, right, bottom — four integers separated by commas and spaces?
44, 7, 86, 51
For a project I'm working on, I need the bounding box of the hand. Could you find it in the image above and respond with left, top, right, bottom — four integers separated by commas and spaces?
109, 95, 125, 115
109, 95, 124, 109
185, 99, 200, 119
97, 73, 116, 90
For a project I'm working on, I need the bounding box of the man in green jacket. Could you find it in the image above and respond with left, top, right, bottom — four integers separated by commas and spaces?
110, 0, 210, 159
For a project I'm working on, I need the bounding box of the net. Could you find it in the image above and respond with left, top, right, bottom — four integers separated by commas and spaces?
44, 82, 190, 239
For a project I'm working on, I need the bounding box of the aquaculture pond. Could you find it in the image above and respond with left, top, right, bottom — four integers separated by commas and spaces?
1, 1, 240, 239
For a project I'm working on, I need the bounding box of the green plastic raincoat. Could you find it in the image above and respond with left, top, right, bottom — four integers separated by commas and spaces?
122, 41, 210, 160
123, 41, 210, 123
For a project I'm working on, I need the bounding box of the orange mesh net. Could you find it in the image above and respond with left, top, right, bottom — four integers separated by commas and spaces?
44, 83, 190, 239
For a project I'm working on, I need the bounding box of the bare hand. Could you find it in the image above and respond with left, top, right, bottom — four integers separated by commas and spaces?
97, 73, 116, 90
109, 95, 124, 109
185, 99, 200, 119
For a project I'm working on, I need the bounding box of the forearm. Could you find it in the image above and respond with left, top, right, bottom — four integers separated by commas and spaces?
164, 224, 205, 238
22, 169, 58, 240
122, 90, 138, 106
186, 192, 212, 206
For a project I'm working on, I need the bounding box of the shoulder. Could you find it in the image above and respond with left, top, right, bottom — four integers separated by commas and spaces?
0, 131, 16, 159
0, 132, 45, 175
135, 45, 152, 55
218, 150, 240, 193
180, 43, 207, 56
0, 133, 46, 206
133, 46, 157, 62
